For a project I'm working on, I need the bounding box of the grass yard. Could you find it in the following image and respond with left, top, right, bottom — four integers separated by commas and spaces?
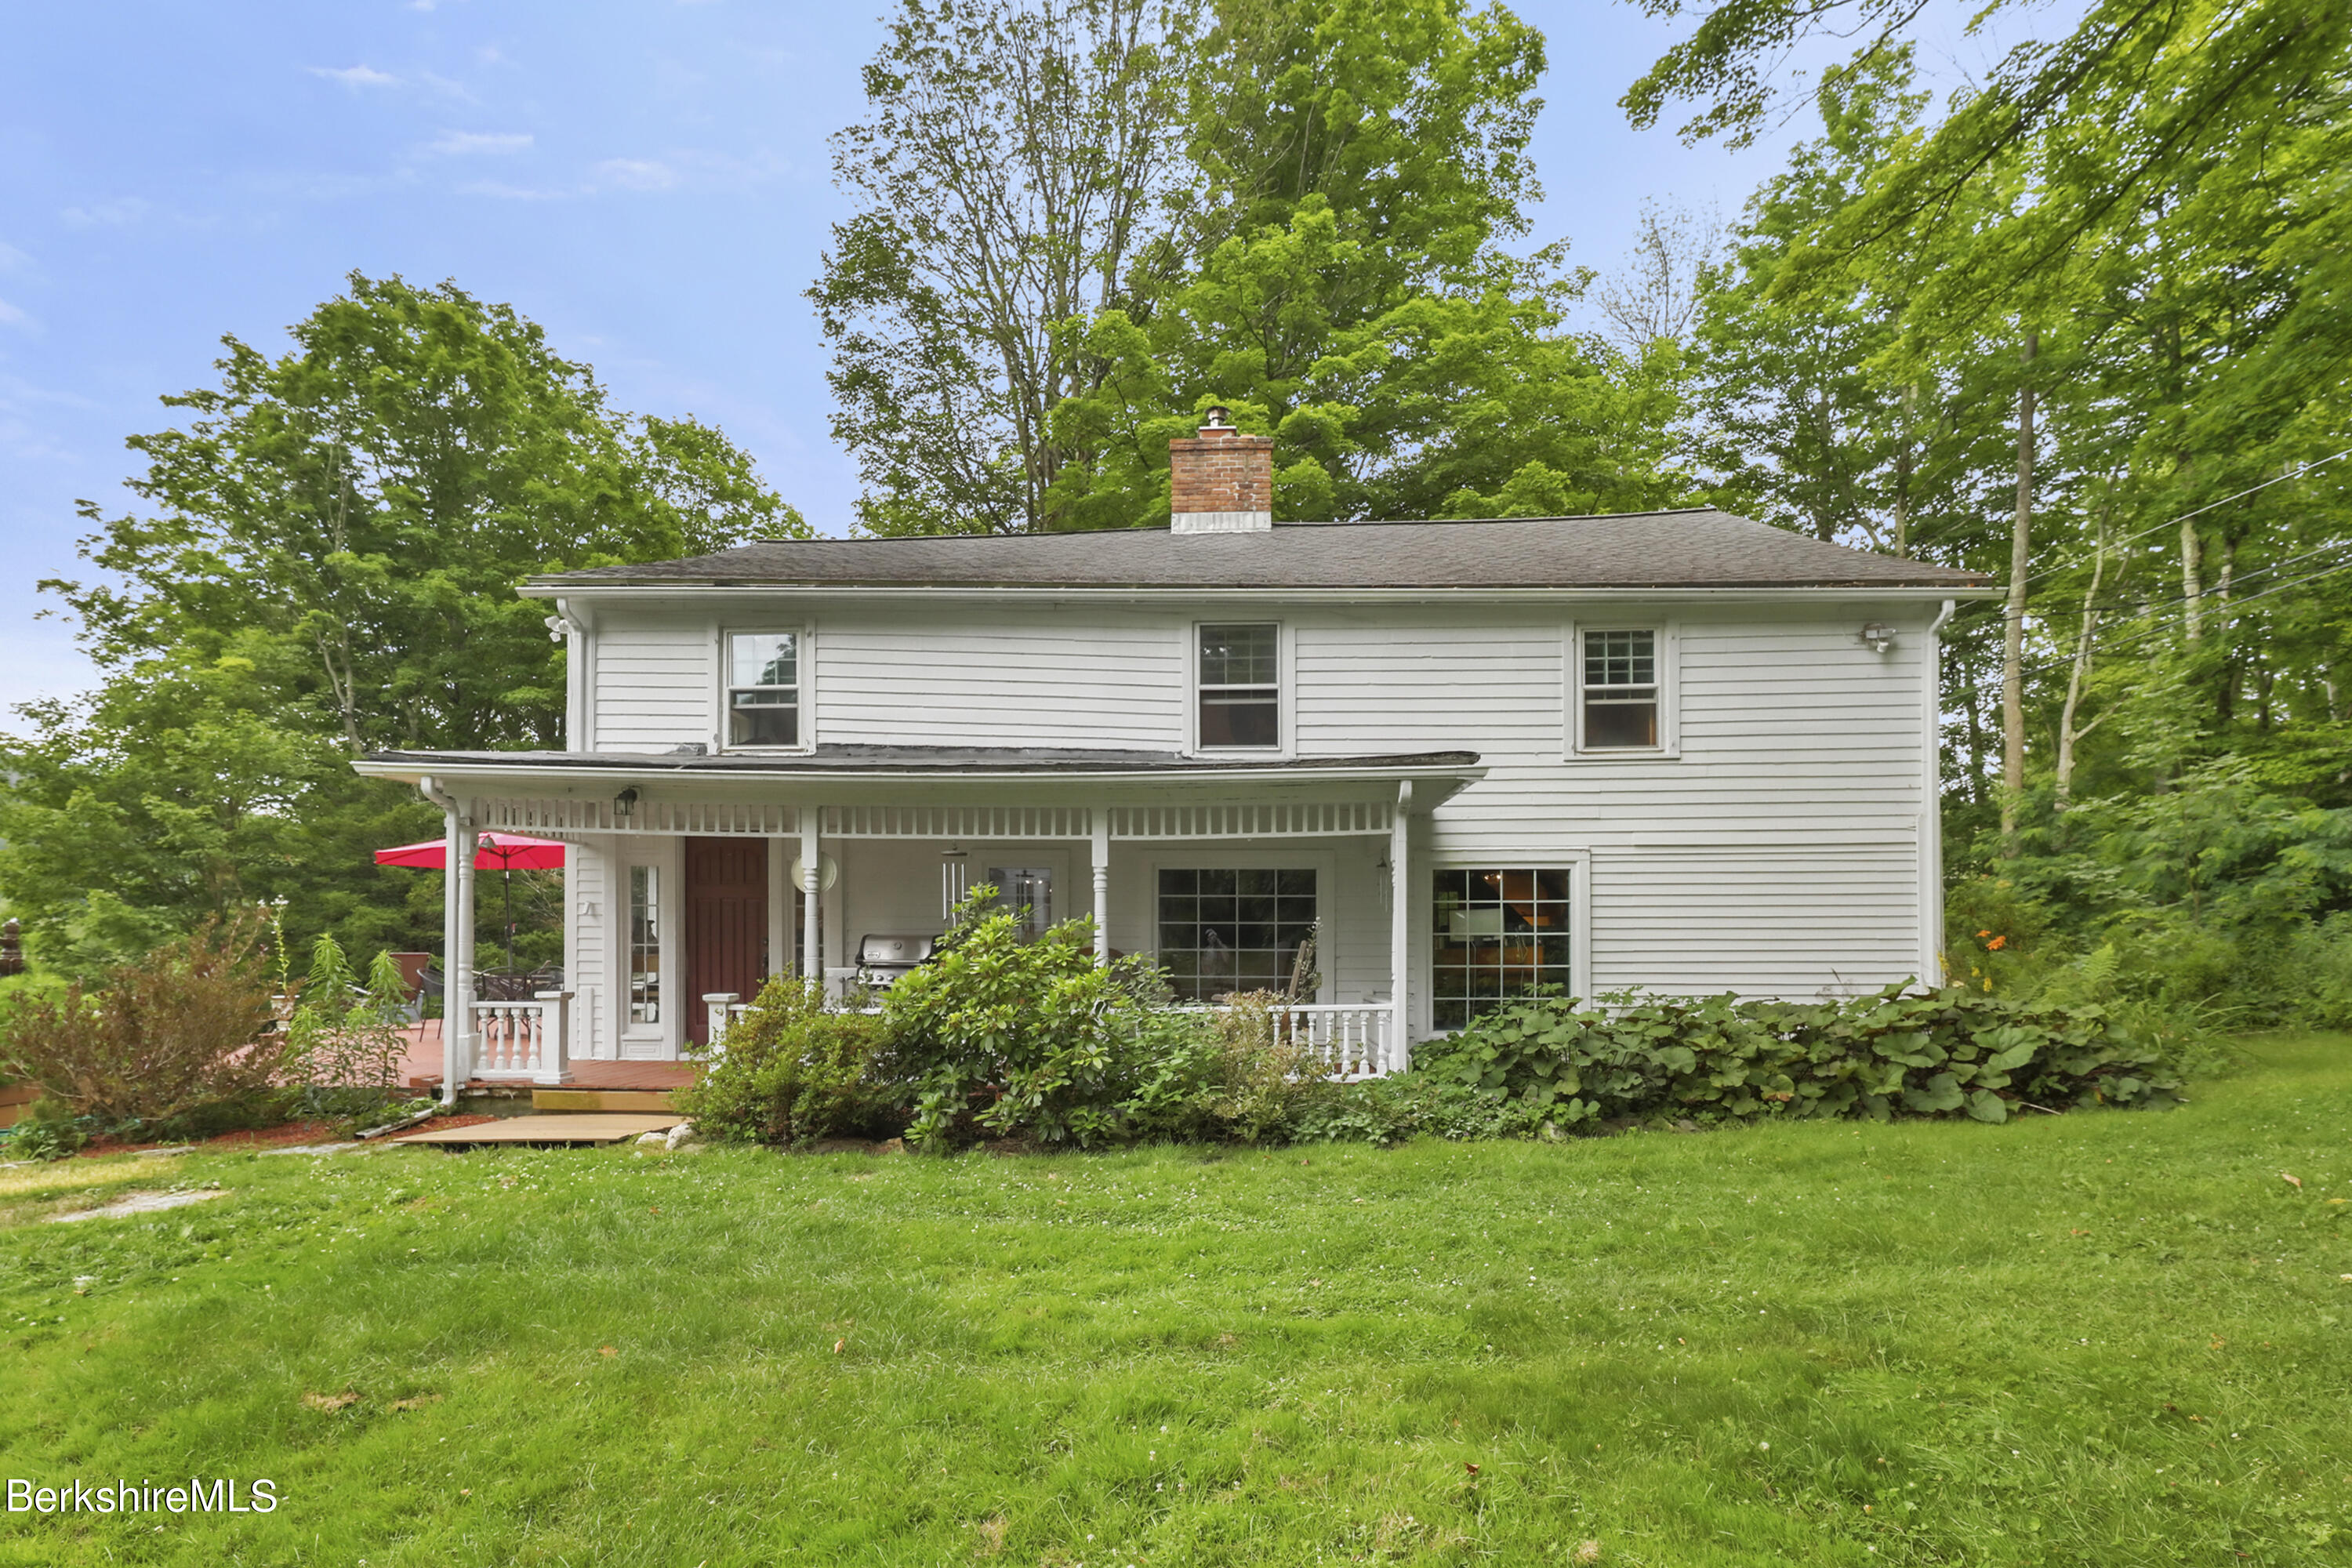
3, 1039, 2350, 1566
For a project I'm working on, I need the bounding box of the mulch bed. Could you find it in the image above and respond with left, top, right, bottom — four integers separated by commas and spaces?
71, 1113, 494, 1157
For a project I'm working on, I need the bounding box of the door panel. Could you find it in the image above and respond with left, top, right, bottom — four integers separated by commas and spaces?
684, 837, 768, 1047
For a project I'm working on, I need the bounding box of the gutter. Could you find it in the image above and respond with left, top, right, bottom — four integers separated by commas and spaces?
358, 757, 1490, 789
515, 583, 1993, 605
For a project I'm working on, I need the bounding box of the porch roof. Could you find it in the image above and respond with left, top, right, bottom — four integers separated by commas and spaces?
358, 743, 1479, 780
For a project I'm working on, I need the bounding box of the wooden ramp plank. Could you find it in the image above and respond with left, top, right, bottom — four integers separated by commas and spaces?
396, 1113, 682, 1146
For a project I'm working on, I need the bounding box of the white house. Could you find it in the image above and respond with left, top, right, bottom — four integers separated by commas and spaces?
357, 415, 1987, 1094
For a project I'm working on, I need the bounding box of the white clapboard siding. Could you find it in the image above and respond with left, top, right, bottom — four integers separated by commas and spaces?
1292, 606, 1933, 998
813, 606, 1185, 750
1588, 846, 1924, 996
567, 839, 608, 1058
593, 620, 711, 750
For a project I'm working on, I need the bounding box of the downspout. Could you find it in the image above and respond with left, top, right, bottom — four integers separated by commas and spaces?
1921, 601, 1956, 989
418, 776, 463, 1108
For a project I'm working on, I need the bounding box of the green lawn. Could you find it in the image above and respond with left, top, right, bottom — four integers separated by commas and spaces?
4, 1039, 2350, 1566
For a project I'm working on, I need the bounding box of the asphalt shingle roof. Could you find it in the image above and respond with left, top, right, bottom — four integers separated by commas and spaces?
531, 509, 1987, 592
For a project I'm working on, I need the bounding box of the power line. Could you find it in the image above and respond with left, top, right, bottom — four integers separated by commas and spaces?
2013, 447, 2352, 590
1944, 555, 2352, 699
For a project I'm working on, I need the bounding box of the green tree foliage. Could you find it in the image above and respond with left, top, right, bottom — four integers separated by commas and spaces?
1661, 7, 2352, 1016
817, 0, 1691, 533
810, 0, 1198, 535
0, 274, 796, 974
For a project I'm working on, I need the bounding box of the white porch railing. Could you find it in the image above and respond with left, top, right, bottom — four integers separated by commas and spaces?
1192, 1002, 1401, 1080
701, 995, 1399, 1080
472, 990, 572, 1084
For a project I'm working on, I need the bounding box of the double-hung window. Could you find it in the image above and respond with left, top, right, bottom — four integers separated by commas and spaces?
728, 632, 800, 748
1198, 623, 1279, 749
1580, 629, 1659, 750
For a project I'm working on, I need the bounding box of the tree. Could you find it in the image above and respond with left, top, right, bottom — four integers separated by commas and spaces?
1038, 0, 1687, 525
1592, 198, 1723, 355
809, 0, 1196, 535
2, 274, 794, 972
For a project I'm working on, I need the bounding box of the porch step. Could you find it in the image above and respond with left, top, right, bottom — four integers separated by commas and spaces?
396, 1112, 683, 1146
532, 1088, 679, 1113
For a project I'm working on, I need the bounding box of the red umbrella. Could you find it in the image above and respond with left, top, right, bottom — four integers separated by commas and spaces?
375, 833, 566, 971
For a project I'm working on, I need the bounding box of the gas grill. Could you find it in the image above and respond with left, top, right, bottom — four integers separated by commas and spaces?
855, 932, 940, 988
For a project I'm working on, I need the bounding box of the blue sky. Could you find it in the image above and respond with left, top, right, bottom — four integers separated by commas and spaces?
0, 2, 2012, 714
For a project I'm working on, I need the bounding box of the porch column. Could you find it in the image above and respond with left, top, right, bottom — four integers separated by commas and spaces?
438, 800, 461, 1105
1389, 782, 1412, 1072
800, 805, 822, 989
452, 808, 481, 1092
1091, 808, 1111, 967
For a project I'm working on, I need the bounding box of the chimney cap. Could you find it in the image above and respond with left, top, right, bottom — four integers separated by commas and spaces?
1200, 405, 1233, 431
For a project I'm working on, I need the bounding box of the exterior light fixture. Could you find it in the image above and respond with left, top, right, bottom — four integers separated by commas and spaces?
612, 786, 639, 821
1858, 622, 1898, 654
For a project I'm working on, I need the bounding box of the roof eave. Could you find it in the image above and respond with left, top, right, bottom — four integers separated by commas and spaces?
517, 580, 1991, 600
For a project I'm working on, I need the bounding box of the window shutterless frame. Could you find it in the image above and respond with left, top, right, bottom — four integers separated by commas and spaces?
1564, 621, 1679, 757
1194, 621, 1283, 751
1424, 852, 1591, 1033
720, 628, 810, 751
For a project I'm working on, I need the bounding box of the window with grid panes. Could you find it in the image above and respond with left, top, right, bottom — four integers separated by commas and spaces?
1197, 623, 1279, 748
1156, 868, 1316, 1001
728, 631, 800, 746
1430, 868, 1572, 1029
1581, 628, 1659, 748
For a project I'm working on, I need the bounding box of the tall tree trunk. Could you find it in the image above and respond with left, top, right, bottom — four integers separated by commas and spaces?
2055, 503, 2108, 810
2180, 517, 2205, 642
2001, 332, 2037, 854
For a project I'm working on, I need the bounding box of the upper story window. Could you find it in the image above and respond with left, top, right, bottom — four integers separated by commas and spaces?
1580, 629, 1659, 749
1198, 622, 1279, 748
728, 632, 800, 747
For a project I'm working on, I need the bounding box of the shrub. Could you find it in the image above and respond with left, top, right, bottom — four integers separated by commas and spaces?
884, 886, 1163, 1149
284, 939, 411, 1121
677, 976, 896, 1146
1116, 994, 1330, 1145
0, 913, 288, 1126
8, 1096, 90, 1161
1414, 984, 2184, 1131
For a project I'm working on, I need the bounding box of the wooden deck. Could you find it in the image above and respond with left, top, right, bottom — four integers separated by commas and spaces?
394, 1113, 683, 1147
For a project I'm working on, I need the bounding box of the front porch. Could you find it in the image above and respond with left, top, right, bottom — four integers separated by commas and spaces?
356, 746, 1483, 1103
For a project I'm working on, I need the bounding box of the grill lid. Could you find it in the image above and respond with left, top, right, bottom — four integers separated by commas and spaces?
857, 933, 939, 967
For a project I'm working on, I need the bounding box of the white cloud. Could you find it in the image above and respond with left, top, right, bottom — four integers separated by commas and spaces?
0, 297, 29, 329
595, 158, 679, 191
60, 197, 150, 228
308, 64, 397, 88
429, 130, 533, 156
457, 180, 568, 201
0, 241, 31, 274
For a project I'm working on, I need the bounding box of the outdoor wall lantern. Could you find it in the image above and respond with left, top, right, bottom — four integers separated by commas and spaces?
1858, 622, 1899, 654
612, 786, 640, 821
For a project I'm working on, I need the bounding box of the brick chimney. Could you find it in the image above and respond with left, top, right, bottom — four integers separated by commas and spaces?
1168, 406, 1273, 533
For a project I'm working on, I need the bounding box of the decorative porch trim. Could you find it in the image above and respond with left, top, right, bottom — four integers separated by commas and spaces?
485, 797, 803, 837
1108, 800, 1390, 839
477, 797, 1398, 841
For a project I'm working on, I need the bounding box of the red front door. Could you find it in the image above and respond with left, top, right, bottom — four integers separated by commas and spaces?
684, 837, 768, 1046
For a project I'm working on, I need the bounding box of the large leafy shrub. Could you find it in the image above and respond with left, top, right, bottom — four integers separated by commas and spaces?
1415, 985, 2183, 1131
284, 938, 412, 1120
884, 887, 1165, 1149
678, 976, 896, 1145
0, 913, 287, 1125
1118, 993, 1330, 1144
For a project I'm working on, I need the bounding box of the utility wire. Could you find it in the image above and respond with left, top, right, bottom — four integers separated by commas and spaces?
2012, 446, 2352, 591
1944, 555, 2352, 699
